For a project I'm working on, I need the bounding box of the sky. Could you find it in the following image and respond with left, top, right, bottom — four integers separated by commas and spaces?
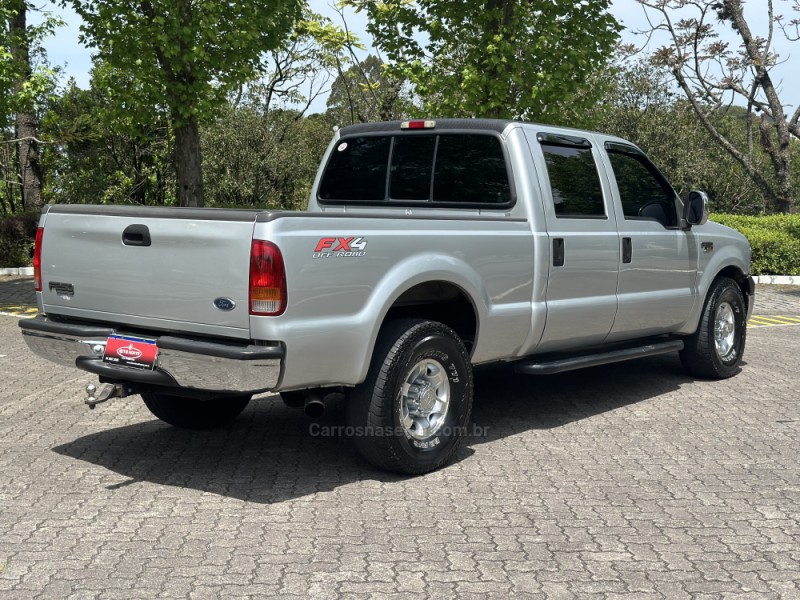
36, 0, 799, 115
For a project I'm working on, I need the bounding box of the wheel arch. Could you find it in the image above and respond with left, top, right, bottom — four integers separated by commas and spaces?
356, 262, 489, 385
714, 265, 752, 313
683, 258, 752, 336
380, 280, 479, 353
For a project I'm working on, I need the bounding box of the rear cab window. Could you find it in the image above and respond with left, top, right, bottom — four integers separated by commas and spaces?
318, 132, 514, 208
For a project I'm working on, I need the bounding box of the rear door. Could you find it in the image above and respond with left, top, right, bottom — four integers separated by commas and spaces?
525, 131, 621, 352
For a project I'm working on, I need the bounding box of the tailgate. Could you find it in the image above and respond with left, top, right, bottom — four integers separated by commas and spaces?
39, 206, 259, 339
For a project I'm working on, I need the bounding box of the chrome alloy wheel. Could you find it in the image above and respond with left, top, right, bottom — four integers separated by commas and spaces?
714, 301, 736, 359
399, 358, 451, 440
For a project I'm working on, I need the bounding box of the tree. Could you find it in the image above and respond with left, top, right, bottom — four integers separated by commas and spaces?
250, 11, 362, 116
588, 57, 774, 214
65, 0, 304, 207
202, 12, 358, 210
1, 1, 60, 214
326, 54, 409, 126
636, 0, 800, 213
347, 0, 620, 121
42, 65, 173, 207
202, 105, 335, 210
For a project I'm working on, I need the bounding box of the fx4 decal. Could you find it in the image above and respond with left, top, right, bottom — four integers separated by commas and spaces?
313, 237, 368, 258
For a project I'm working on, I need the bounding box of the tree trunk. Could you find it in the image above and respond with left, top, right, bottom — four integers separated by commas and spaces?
174, 119, 204, 207
9, 3, 44, 213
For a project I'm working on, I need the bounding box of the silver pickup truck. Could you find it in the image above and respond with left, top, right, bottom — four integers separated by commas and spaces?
20, 118, 754, 474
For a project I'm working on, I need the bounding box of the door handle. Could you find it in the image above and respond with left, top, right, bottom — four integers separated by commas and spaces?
553, 238, 565, 267
622, 237, 632, 264
122, 224, 152, 247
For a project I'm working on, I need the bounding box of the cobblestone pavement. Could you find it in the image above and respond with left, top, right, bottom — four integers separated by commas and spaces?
1, 280, 799, 599
0, 277, 38, 317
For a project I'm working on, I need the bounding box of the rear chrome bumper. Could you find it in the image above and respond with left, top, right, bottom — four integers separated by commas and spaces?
19, 315, 283, 393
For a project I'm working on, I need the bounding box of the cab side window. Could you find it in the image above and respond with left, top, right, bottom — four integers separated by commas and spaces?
607, 150, 678, 227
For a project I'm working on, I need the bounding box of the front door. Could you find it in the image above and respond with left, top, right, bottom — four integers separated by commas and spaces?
600, 143, 697, 341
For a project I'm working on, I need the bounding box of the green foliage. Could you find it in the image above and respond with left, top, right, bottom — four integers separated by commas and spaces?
634, 1, 799, 212
37, 7, 357, 210
712, 213, 800, 275
1, 1, 63, 215
327, 54, 412, 125
256, 10, 362, 111
347, 0, 620, 121
0, 1, 62, 125
0, 210, 37, 266
64, 0, 304, 206
65, 0, 303, 126
588, 58, 792, 215
202, 104, 334, 210
41, 69, 174, 206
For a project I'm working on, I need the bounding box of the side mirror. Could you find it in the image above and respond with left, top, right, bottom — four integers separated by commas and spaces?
685, 190, 709, 226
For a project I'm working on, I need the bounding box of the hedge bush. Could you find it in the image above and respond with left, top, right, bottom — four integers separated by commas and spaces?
711, 213, 800, 275
0, 213, 39, 268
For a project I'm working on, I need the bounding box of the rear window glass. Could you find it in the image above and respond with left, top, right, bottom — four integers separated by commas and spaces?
318, 133, 512, 206
389, 136, 436, 200
433, 135, 511, 204
318, 136, 391, 201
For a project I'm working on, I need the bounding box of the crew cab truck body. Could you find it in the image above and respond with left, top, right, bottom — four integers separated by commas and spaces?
20, 119, 754, 474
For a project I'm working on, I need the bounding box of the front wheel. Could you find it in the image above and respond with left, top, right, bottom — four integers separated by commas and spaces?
680, 277, 747, 379
347, 319, 473, 475
141, 392, 251, 429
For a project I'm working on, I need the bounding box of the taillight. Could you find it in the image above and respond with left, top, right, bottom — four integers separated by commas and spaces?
33, 227, 44, 292
249, 240, 287, 316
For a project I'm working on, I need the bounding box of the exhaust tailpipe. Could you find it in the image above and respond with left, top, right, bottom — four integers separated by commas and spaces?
303, 397, 326, 419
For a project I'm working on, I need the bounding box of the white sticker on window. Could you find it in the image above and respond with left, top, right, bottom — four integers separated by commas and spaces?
337, 142, 348, 152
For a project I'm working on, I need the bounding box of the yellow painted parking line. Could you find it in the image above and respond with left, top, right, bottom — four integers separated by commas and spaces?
750, 316, 789, 324
749, 315, 800, 327
0, 304, 37, 318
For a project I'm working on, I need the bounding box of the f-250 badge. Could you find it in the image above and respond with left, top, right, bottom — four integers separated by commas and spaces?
313, 237, 367, 259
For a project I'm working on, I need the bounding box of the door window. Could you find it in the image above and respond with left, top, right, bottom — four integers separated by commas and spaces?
540, 143, 606, 218
607, 150, 678, 227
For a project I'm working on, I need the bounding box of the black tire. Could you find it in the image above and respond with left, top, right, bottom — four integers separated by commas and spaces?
141, 392, 251, 429
680, 277, 747, 379
279, 391, 306, 409
347, 319, 473, 475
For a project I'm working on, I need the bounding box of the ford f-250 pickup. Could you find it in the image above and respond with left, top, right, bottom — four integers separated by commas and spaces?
20, 119, 754, 474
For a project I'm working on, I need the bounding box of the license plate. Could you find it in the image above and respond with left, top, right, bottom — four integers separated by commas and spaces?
102, 335, 158, 370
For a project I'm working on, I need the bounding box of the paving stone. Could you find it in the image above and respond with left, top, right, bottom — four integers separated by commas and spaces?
1, 284, 799, 597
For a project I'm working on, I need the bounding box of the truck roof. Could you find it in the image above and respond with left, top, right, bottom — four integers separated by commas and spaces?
339, 118, 626, 143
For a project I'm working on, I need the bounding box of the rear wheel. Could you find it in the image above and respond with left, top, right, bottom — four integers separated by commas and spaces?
680, 277, 747, 379
279, 391, 306, 409
141, 392, 251, 429
347, 319, 473, 475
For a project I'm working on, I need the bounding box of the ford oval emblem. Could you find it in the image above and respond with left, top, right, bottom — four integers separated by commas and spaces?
213, 297, 236, 311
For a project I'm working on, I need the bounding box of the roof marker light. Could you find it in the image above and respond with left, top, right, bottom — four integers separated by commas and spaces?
401, 120, 436, 130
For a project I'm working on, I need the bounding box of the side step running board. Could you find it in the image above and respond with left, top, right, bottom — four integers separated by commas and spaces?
514, 340, 685, 376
